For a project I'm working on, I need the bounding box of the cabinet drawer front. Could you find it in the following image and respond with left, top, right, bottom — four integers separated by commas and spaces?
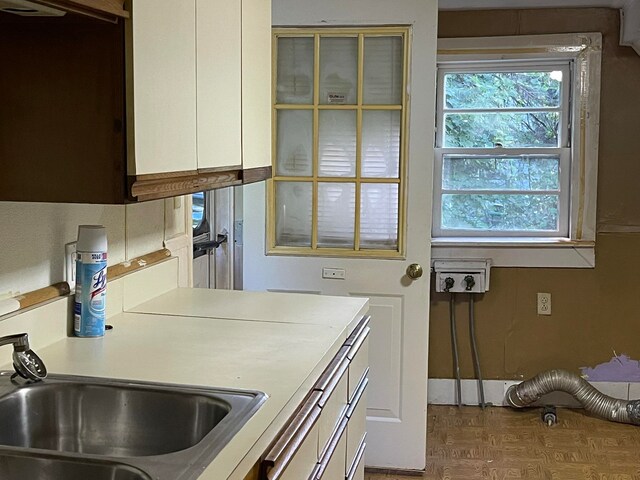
347, 441, 366, 480
278, 423, 320, 480
348, 333, 369, 402
317, 431, 347, 480
264, 391, 322, 480
346, 378, 368, 475
317, 370, 348, 460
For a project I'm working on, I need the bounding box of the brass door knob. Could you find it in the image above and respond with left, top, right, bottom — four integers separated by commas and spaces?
406, 263, 423, 280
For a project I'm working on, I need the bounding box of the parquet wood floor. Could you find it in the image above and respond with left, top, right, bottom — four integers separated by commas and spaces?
365, 405, 640, 480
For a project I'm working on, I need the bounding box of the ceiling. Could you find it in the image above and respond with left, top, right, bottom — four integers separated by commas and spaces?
438, 0, 640, 54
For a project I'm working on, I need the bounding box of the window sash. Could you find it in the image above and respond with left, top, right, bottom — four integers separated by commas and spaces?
432, 148, 571, 237
270, 27, 409, 257
436, 62, 572, 149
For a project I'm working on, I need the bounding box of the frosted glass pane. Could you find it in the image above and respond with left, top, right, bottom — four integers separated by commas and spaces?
361, 110, 400, 178
318, 182, 355, 248
360, 183, 398, 250
319, 110, 356, 177
277, 37, 314, 104
319, 37, 358, 105
276, 110, 313, 176
363, 36, 403, 105
275, 182, 312, 247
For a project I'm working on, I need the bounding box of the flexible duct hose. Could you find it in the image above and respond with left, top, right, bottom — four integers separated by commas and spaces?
506, 369, 640, 425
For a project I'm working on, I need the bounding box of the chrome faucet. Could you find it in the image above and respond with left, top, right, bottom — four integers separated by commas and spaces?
0, 333, 47, 381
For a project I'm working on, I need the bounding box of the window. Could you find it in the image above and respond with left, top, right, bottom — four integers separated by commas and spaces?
434, 63, 571, 237
269, 27, 409, 257
433, 34, 602, 267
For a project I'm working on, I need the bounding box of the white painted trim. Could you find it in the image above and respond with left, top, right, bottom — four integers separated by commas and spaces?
439, 0, 626, 10
620, 0, 640, 55
428, 378, 634, 407
433, 33, 601, 268
438, 0, 640, 57
432, 243, 595, 267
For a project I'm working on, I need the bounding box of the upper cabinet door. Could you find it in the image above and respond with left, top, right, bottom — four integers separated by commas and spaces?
241, 0, 272, 171
196, 0, 242, 171
126, 0, 198, 176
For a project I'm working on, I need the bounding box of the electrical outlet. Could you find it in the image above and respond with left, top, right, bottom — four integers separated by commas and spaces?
65, 242, 77, 290
537, 292, 551, 315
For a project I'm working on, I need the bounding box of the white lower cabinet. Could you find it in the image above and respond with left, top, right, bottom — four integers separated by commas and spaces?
318, 432, 347, 480
278, 424, 320, 480
318, 373, 348, 459
261, 316, 370, 480
349, 449, 366, 480
346, 385, 367, 476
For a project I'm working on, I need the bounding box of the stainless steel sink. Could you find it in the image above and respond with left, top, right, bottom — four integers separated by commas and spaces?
0, 451, 151, 480
0, 372, 266, 479
0, 382, 231, 456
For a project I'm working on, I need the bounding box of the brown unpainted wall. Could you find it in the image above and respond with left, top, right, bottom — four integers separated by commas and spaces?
429, 8, 640, 380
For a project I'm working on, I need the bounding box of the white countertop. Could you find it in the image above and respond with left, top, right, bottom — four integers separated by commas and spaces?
30, 288, 369, 480
130, 287, 369, 327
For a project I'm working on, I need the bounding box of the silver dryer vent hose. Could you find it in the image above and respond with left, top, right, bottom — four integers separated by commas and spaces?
506, 369, 640, 425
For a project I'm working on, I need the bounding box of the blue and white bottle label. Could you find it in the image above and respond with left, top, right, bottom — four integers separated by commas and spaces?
74, 252, 107, 337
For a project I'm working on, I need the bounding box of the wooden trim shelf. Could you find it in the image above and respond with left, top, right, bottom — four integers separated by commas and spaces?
129, 166, 271, 202
242, 166, 273, 185
106, 248, 172, 281
31, 0, 129, 22
129, 169, 242, 202
13, 282, 71, 311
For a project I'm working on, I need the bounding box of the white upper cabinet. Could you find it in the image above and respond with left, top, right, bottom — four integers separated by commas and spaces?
125, 0, 198, 176
196, 0, 243, 171
124, 0, 271, 179
241, 0, 272, 171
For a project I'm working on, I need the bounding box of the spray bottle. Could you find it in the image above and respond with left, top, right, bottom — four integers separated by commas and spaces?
74, 225, 108, 337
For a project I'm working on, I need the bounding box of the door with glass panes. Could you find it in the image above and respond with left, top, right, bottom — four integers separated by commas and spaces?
243, 11, 437, 471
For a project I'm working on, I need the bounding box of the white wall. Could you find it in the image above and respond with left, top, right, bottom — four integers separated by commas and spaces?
0, 197, 191, 297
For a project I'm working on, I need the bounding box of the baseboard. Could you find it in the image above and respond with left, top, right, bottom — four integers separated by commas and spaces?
427, 378, 634, 407
365, 467, 423, 477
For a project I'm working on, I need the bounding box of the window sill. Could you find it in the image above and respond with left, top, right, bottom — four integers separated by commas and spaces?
431, 237, 595, 268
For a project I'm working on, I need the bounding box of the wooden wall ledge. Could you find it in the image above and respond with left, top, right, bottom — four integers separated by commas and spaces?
0, 249, 172, 318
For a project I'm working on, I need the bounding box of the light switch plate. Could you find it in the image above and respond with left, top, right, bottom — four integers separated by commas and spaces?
65, 241, 77, 291
322, 267, 345, 280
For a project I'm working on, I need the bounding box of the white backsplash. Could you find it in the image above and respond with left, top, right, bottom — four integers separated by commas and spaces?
0, 198, 189, 297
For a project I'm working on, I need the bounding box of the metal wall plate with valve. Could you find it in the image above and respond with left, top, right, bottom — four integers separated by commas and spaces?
432, 259, 491, 293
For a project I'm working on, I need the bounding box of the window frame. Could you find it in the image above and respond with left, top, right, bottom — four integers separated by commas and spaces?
268, 26, 411, 258
433, 61, 572, 238
432, 33, 602, 268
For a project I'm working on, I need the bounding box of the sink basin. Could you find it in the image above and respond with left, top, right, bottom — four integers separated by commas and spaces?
0, 451, 151, 480
0, 382, 230, 456
0, 372, 266, 479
